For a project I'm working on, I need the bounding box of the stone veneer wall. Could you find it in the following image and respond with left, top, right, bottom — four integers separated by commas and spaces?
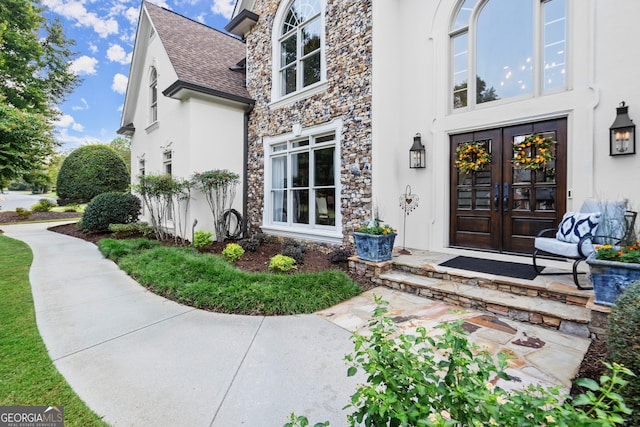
244, 0, 373, 246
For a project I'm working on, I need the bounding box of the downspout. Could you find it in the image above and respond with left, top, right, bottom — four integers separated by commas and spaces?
242, 102, 255, 237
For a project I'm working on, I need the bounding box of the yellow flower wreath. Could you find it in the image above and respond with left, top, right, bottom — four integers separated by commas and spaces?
455, 141, 492, 174
513, 134, 556, 171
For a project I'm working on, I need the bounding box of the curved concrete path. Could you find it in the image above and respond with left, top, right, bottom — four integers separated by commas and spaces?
3, 222, 361, 426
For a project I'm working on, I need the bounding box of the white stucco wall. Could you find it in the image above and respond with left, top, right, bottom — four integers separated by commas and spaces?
373, 0, 640, 253
128, 26, 246, 240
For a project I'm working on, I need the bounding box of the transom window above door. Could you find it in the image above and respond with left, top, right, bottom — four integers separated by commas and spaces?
451, 0, 567, 110
275, 0, 325, 99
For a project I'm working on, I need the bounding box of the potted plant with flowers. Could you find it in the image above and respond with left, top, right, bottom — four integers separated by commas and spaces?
587, 240, 640, 306
354, 219, 397, 262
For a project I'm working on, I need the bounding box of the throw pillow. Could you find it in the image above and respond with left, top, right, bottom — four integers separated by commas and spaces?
556, 212, 601, 243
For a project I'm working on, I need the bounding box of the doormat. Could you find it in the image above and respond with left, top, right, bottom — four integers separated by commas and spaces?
438, 256, 542, 280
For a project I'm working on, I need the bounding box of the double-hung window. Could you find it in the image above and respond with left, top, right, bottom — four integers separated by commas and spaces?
451, 0, 567, 110
276, 0, 324, 99
149, 67, 158, 123
266, 126, 340, 241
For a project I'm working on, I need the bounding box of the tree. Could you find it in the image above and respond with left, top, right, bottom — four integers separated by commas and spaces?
56, 145, 130, 203
109, 137, 131, 173
0, 0, 78, 183
0, 0, 79, 117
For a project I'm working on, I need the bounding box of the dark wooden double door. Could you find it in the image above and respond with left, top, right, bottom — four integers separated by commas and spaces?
449, 119, 567, 255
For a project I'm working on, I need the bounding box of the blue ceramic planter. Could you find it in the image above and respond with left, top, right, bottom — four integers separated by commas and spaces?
354, 232, 396, 262
587, 253, 640, 307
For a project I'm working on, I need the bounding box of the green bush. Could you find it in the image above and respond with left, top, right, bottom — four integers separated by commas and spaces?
108, 222, 154, 239
222, 243, 244, 262
15, 207, 31, 219
56, 145, 130, 203
81, 192, 141, 232
63, 204, 80, 213
193, 231, 213, 249
269, 254, 297, 273
282, 239, 306, 264
240, 236, 261, 252
608, 279, 640, 425
31, 198, 57, 212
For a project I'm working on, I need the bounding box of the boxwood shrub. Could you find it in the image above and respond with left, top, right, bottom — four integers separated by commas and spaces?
57, 145, 130, 204
82, 192, 141, 232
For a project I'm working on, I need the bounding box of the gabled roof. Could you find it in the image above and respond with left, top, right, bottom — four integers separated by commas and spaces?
144, 1, 251, 103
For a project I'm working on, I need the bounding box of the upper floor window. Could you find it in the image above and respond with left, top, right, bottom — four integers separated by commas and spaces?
149, 67, 158, 123
163, 150, 172, 175
276, 0, 324, 98
451, 0, 566, 110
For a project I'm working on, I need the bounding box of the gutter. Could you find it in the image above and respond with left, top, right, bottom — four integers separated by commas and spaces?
242, 102, 255, 237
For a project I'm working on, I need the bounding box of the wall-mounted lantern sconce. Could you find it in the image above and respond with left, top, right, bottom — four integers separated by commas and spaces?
409, 133, 426, 168
610, 101, 636, 156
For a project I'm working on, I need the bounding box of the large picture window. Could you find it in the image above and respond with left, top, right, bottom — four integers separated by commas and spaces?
276, 0, 324, 98
451, 0, 566, 110
265, 121, 342, 243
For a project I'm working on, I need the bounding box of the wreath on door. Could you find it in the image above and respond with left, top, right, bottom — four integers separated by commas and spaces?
455, 141, 492, 174
513, 134, 556, 171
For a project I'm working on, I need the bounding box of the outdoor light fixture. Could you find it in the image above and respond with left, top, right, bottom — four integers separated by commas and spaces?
409, 133, 426, 168
610, 101, 636, 156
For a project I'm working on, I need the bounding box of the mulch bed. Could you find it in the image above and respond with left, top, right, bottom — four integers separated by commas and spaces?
1, 213, 608, 393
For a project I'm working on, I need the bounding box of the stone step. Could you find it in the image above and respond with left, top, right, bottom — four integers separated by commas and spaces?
378, 270, 591, 337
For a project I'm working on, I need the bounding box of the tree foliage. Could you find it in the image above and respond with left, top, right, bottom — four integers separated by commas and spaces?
57, 145, 130, 203
109, 137, 131, 173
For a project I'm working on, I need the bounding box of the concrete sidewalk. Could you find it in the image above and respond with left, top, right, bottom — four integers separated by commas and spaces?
2, 222, 360, 426
2, 222, 591, 427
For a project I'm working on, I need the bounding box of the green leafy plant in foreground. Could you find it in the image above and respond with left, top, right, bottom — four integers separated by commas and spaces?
269, 254, 297, 273
193, 230, 213, 249
289, 297, 634, 427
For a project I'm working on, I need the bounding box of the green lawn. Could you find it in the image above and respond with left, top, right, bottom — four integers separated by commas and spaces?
99, 238, 362, 315
0, 235, 108, 426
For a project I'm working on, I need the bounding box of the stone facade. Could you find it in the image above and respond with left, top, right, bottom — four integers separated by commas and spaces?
244, 0, 373, 246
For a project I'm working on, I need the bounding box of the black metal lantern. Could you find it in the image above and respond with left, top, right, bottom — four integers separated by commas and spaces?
610, 101, 636, 156
409, 133, 426, 168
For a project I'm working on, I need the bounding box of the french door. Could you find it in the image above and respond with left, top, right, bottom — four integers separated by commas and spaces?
449, 119, 567, 254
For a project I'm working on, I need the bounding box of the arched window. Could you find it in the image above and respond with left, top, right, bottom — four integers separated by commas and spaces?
276, 0, 323, 98
451, 0, 566, 110
149, 67, 158, 123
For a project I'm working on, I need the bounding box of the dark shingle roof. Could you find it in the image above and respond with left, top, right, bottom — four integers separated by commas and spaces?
144, 1, 250, 103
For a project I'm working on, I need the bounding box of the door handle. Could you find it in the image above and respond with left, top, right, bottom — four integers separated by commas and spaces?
493, 183, 500, 212
503, 182, 509, 212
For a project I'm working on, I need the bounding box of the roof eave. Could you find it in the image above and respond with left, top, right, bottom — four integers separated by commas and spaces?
163, 80, 254, 106
224, 9, 259, 38
117, 123, 136, 136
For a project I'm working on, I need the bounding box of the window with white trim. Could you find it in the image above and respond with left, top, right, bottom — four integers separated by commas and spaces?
149, 67, 158, 123
163, 150, 172, 175
451, 0, 567, 110
268, 132, 337, 231
276, 0, 324, 98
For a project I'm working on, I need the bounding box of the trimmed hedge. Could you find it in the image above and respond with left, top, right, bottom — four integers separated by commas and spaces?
57, 145, 130, 203
81, 192, 141, 232
607, 279, 640, 426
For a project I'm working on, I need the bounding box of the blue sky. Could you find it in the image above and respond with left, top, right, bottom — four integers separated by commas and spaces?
41, 0, 236, 151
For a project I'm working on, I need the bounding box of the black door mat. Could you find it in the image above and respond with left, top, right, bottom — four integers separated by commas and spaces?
438, 256, 542, 280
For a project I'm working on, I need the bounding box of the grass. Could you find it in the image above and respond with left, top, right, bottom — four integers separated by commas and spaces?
98, 238, 363, 315
0, 235, 108, 426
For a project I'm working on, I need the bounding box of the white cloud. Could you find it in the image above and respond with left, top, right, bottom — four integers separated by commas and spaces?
71, 98, 89, 111
117, 104, 124, 112
88, 42, 98, 54
212, 0, 234, 19
148, 0, 171, 9
125, 6, 139, 24
112, 73, 128, 94
107, 44, 132, 65
69, 55, 98, 75
53, 114, 84, 132
196, 13, 206, 23
42, 0, 118, 38
55, 128, 104, 148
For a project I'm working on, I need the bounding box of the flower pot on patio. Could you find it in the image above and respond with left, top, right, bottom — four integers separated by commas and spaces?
354, 232, 396, 262
586, 252, 640, 307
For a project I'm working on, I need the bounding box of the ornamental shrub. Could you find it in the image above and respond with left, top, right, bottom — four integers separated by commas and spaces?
269, 254, 297, 273
282, 239, 306, 264
15, 207, 31, 219
81, 192, 141, 232
222, 243, 245, 262
607, 279, 640, 425
57, 145, 130, 203
108, 222, 154, 239
193, 231, 213, 249
31, 198, 57, 212
240, 236, 261, 252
